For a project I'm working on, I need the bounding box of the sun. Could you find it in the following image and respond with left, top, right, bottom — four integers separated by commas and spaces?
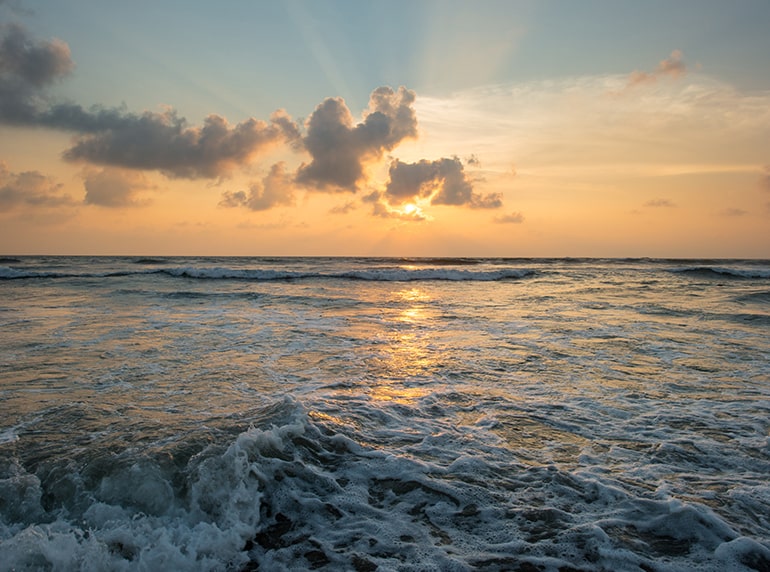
403, 203, 418, 215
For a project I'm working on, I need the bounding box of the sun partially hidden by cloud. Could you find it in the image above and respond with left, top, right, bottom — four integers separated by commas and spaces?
383, 157, 501, 208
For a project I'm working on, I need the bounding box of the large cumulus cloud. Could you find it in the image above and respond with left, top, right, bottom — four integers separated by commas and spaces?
296, 86, 417, 191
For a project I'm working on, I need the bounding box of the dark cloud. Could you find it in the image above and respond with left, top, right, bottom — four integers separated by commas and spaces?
0, 162, 75, 211
385, 157, 502, 209
61, 109, 296, 179
0, 24, 300, 179
0, 22, 73, 123
645, 198, 676, 208
494, 212, 524, 224
219, 162, 295, 211
82, 168, 153, 207
296, 86, 418, 191
626, 50, 687, 89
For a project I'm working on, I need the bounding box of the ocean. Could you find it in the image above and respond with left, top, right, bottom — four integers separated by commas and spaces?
1, 256, 769, 571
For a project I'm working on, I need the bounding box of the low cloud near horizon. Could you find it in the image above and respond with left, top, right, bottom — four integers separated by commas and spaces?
0, 161, 75, 212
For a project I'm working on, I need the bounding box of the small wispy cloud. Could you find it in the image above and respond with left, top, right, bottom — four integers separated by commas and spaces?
760, 165, 770, 191
329, 200, 357, 215
718, 207, 747, 217
645, 198, 676, 208
494, 212, 524, 224
626, 50, 687, 89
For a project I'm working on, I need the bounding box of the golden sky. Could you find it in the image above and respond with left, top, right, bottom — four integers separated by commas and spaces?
1, 1, 769, 257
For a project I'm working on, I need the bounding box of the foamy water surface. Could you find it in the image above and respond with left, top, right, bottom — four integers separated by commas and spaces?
1, 257, 769, 571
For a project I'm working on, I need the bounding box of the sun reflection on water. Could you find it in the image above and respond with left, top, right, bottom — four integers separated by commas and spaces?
367, 287, 440, 404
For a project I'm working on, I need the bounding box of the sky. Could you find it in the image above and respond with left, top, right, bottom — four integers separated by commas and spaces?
1, 0, 769, 257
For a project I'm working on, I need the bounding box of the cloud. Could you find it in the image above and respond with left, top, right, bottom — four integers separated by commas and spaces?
363, 190, 427, 221
329, 200, 357, 214
494, 212, 524, 224
0, 22, 73, 123
295, 86, 418, 191
761, 165, 770, 191
626, 50, 687, 88
1, 23, 499, 212
0, 162, 75, 211
82, 168, 153, 207
219, 162, 295, 211
385, 157, 502, 208
645, 198, 676, 208
718, 207, 747, 217
59, 108, 297, 179
0, 24, 300, 179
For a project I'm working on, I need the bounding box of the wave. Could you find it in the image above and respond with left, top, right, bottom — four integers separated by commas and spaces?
398, 257, 482, 266
670, 266, 770, 279
163, 266, 535, 282
0, 266, 71, 280
2, 396, 766, 571
0, 265, 536, 282
734, 290, 770, 304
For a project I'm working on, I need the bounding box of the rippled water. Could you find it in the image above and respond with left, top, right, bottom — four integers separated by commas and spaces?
1, 257, 769, 571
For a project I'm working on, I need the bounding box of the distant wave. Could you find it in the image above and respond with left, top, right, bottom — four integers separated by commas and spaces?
398, 257, 481, 266
0, 266, 68, 279
161, 266, 535, 282
0, 265, 535, 282
133, 258, 167, 265
670, 266, 770, 279
0, 257, 21, 264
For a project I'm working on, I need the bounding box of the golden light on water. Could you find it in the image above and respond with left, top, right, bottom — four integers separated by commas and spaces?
367, 287, 438, 404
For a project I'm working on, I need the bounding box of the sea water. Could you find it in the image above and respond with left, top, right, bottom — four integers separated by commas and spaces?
0, 256, 769, 571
